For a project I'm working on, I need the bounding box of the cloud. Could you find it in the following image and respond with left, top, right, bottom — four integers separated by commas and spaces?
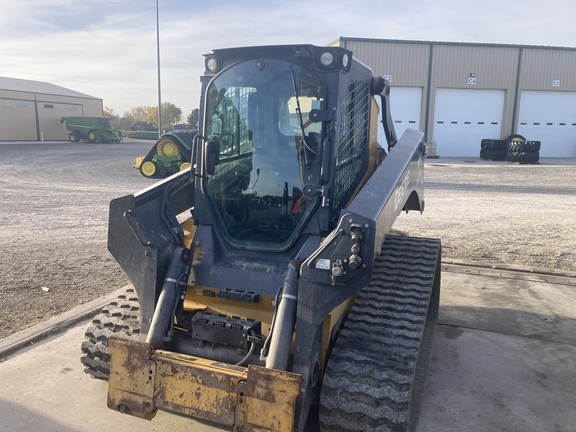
2, 0, 576, 119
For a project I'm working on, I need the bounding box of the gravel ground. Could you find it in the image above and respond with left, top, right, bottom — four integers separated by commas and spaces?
394, 157, 576, 271
0, 141, 574, 339
0, 140, 151, 339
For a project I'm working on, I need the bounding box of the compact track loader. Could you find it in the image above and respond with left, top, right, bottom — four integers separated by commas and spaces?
81, 44, 441, 432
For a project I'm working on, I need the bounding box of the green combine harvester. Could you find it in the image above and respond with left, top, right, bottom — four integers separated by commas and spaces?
136, 129, 196, 178
62, 116, 122, 143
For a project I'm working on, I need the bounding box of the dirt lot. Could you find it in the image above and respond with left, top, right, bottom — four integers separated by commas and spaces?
394, 157, 576, 271
0, 141, 575, 339
0, 141, 151, 339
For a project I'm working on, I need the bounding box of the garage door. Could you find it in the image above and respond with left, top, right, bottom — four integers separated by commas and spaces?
38, 103, 83, 140
0, 98, 37, 140
433, 89, 505, 157
389, 87, 422, 140
376, 87, 422, 144
517, 91, 576, 157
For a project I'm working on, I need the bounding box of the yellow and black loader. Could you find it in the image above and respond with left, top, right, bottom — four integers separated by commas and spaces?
81, 44, 441, 432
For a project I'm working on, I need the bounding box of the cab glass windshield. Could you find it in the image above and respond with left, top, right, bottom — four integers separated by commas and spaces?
203, 59, 325, 250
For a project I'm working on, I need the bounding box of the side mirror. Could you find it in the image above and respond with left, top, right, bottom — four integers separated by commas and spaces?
204, 140, 220, 175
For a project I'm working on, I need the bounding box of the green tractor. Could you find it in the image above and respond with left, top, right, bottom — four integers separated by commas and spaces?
62, 116, 122, 143
136, 129, 196, 178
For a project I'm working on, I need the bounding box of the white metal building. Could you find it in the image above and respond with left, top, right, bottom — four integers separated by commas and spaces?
0, 76, 103, 141
336, 37, 576, 157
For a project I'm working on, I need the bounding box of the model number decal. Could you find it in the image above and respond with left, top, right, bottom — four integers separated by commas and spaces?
395, 171, 410, 212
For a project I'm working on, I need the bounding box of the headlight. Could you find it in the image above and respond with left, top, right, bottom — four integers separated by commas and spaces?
320, 51, 335, 67
342, 53, 350, 68
205, 56, 218, 74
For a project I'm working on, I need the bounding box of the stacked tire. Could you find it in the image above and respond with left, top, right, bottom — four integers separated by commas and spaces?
480, 139, 508, 161
480, 134, 540, 164
506, 134, 540, 163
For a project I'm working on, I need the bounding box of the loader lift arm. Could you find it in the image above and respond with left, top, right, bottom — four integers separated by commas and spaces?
292, 128, 426, 430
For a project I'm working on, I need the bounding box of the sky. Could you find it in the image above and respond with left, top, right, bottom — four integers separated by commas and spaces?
2, 0, 576, 121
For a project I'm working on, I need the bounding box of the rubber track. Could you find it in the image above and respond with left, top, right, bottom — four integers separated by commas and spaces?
319, 235, 441, 432
80, 287, 141, 380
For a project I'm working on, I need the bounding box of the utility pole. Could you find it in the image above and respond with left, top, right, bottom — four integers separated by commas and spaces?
156, 0, 162, 137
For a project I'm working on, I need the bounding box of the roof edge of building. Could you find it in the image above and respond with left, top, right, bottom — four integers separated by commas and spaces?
0, 76, 100, 100
338, 36, 576, 52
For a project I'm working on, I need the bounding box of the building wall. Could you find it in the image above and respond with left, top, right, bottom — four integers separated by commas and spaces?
342, 40, 431, 142
343, 40, 431, 86
36, 94, 103, 140
338, 38, 576, 157
0, 89, 103, 141
0, 93, 37, 140
429, 44, 519, 142
519, 48, 576, 91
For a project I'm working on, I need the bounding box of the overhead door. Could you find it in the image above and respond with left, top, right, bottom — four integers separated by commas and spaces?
376, 87, 422, 144
517, 91, 576, 157
389, 87, 422, 140
38, 102, 82, 140
433, 89, 505, 157
0, 98, 37, 140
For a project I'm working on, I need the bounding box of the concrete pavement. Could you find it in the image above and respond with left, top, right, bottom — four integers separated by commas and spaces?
416, 263, 576, 432
1, 263, 575, 432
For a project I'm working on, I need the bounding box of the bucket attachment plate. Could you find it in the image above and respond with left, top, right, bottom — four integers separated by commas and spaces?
107, 336, 302, 431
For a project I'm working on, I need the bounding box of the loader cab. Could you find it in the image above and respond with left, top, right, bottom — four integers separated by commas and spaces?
195, 45, 366, 252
